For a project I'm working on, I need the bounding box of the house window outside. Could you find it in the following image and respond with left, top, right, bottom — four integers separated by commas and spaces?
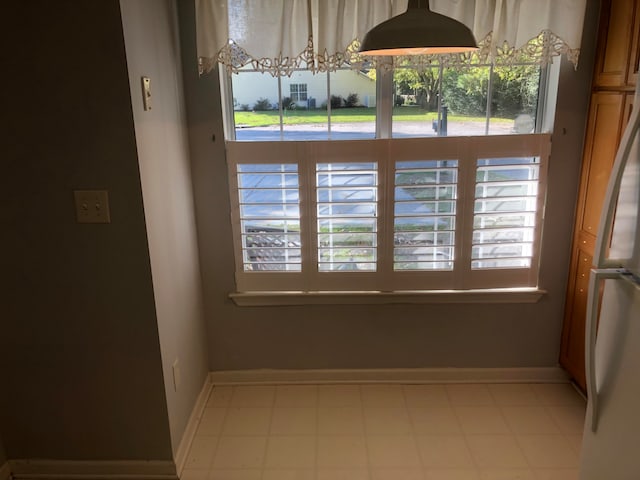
290, 83, 308, 102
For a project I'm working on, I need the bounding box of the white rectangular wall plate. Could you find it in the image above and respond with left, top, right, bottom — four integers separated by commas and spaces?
74, 190, 111, 223
141, 76, 151, 111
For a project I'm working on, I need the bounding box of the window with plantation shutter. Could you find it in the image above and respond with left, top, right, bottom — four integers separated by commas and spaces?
227, 135, 550, 297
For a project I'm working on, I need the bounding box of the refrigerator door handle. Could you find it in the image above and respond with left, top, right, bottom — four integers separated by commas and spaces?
585, 267, 632, 432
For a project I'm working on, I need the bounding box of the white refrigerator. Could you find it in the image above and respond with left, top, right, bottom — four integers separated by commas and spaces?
579, 85, 640, 479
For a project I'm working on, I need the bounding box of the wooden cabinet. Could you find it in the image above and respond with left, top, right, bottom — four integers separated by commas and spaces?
594, 0, 637, 86
560, 0, 639, 392
579, 93, 625, 236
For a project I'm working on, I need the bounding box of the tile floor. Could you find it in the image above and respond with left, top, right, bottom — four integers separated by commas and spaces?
181, 383, 586, 480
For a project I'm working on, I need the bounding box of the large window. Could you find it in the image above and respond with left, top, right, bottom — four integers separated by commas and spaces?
222, 58, 555, 296
227, 135, 550, 293
224, 60, 545, 142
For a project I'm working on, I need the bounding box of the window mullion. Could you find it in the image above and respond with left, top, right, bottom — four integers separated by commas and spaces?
277, 76, 284, 140
454, 138, 475, 290
485, 64, 494, 135
376, 61, 393, 139
300, 142, 317, 290
327, 72, 332, 139
377, 140, 394, 290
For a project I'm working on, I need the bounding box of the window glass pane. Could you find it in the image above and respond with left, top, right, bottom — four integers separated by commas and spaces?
392, 64, 542, 138
232, 70, 281, 141
441, 66, 491, 136
281, 72, 329, 140
472, 157, 540, 269
394, 160, 458, 271
317, 163, 378, 271
489, 65, 541, 135
237, 164, 301, 271
327, 69, 376, 140
392, 66, 440, 138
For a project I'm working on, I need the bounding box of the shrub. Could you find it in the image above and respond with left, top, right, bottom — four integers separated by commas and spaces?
320, 101, 328, 110
253, 98, 272, 111
394, 96, 404, 107
281, 96, 296, 110
330, 95, 343, 109
344, 93, 360, 108
240, 104, 250, 111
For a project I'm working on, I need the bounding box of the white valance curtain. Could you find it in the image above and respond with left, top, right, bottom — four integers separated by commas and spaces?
196, 0, 587, 76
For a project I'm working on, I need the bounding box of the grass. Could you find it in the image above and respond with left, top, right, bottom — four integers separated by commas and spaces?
234, 107, 514, 127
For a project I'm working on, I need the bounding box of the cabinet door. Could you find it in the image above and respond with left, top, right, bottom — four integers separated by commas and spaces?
626, 0, 640, 85
595, 0, 636, 87
579, 93, 625, 237
560, 247, 594, 391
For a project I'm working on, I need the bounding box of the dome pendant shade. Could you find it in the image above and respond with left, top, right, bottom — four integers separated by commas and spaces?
359, 0, 478, 56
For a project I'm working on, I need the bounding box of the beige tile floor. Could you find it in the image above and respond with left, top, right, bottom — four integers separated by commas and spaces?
181, 383, 586, 480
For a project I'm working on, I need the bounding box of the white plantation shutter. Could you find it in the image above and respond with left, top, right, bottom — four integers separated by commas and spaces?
237, 164, 302, 272
316, 162, 378, 272
393, 160, 458, 272
472, 157, 540, 270
227, 135, 550, 293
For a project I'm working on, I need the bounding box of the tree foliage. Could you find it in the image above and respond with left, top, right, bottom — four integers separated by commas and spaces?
391, 63, 540, 118
394, 68, 440, 111
443, 65, 540, 117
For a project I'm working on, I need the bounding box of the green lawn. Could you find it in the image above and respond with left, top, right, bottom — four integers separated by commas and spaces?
234, 107, 512, 127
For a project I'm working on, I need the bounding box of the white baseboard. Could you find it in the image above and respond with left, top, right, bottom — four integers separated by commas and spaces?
209, 367, 569, 385
174, 377, 213, 475
0, 461, 11, 480
9, 460, 177, 480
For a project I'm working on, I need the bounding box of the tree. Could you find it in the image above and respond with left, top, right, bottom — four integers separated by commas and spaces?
441, 65, 540, 118
442, 68, 489, 116
394, 67, 440, 111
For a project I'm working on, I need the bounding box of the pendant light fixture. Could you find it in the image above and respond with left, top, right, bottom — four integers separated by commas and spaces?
359, 0, 478, 56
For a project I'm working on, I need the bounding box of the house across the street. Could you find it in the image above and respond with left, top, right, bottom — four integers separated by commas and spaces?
231, 68, 376, 110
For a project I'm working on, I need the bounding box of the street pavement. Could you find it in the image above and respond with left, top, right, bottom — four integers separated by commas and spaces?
235, 121, 514, 141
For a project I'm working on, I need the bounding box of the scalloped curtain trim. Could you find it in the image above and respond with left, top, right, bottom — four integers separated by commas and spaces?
199, 30, 580, 76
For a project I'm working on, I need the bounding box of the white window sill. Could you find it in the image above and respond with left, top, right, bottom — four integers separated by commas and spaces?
229, 288, 546, 306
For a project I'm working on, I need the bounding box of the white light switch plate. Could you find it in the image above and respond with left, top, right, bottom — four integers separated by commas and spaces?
141, 76, 152, 111
74, 190, 111, 223
172, 359, 181, 392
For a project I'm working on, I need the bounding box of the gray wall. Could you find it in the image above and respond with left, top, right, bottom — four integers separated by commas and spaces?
120, 0, 209, 456
1, 1, 172, 461
0, 435, 6, 466
180, 0, 600, 371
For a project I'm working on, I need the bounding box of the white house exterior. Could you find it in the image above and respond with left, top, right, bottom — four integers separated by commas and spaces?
231, 69, 376, 110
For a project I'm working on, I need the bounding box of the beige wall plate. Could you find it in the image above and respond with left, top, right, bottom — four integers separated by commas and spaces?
74, 190, 111, 223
